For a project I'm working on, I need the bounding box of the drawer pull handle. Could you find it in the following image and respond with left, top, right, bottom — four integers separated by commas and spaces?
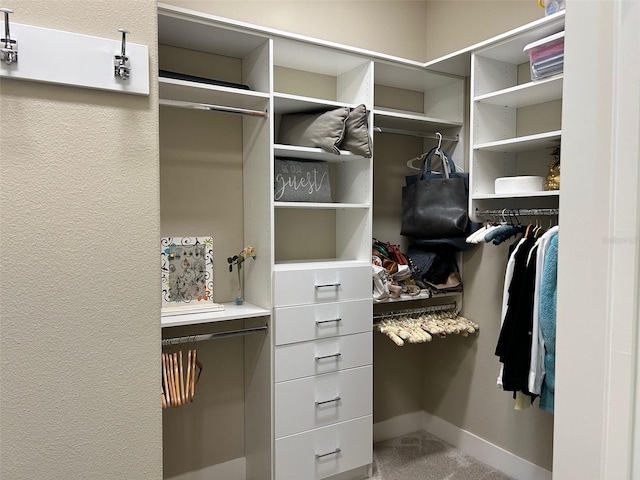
315, 283, 341, 289
315, 318, 342, 325
315, 352, 341, 361
315, 447, 341, 459
315, 396, 341, 406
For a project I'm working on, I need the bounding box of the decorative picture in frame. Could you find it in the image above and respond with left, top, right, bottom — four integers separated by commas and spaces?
160, 237, 223, 315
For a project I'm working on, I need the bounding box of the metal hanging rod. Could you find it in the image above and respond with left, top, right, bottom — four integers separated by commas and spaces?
159, 98, 268, 118
373, 302, 458, 321
373, 126, 458, 142
476, 208, 559, 218
162, 325, 268, 347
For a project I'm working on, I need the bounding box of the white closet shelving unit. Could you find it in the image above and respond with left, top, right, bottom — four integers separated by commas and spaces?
157, 6, 273, 480
156, 3, 469, 480
270, 35, 375, 480
469, 13, 565, 218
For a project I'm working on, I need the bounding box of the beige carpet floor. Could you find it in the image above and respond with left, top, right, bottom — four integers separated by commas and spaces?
371, 430, 515, 480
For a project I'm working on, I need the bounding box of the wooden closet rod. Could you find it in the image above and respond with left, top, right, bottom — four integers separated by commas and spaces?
162, 325, 268, 347
373, 126, 458, 142
159, 98, 268, 118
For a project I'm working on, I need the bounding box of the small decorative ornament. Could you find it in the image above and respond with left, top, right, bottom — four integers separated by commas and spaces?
544, 146, 560, 191
227, 246, 256, 305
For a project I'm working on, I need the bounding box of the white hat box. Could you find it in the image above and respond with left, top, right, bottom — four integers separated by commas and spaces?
495, 176, 545, 194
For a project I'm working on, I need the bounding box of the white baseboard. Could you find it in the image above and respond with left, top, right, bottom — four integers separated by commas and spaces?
165, 457, 246, 480
373, 411, 425, 443
373, 411, 552, 480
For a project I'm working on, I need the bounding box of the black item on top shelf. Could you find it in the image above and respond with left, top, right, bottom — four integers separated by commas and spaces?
159, 70, 251, 90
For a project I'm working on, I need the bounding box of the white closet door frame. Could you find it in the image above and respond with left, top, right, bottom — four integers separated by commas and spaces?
555, 0, 640, 478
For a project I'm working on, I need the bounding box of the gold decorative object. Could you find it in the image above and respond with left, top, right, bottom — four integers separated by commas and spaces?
544, 145, 560, 191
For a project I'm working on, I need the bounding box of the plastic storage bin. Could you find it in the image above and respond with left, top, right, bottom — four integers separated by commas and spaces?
524, 31, 564, 81
539, 0, 565, 16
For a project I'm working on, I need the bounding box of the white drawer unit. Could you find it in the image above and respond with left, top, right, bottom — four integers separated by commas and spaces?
274, 299, 372, 346
273, 264, 371, 307
275, 416, 373, 480
273, 262, 373, 478
275, 332, 372, 382
274, 366, 372, 438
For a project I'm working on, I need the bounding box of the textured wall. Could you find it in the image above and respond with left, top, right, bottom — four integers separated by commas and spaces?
0, 1, 161, 479
425, 0, 542, 61
167, 0, 430, 61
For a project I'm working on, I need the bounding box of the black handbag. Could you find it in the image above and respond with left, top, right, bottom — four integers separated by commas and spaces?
401, 147, 469, 239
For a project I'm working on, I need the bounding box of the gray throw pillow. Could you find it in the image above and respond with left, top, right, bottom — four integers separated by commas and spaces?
279, 107, 349, 154
340, 104, 373, 158
274, 158, 332, 202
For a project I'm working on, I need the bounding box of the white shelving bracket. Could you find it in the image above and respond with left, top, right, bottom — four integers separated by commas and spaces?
0, 13, 149, 95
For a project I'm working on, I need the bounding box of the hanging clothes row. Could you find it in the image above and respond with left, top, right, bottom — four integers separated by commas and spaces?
374, 304, 479, 346
467, 209, 558, 246
494, 222, 559, 413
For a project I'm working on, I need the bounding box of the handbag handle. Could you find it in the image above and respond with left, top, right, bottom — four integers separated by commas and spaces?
419, 147, 456, 179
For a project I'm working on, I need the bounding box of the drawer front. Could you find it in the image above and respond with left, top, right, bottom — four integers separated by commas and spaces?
275, 332, 372, 382
275, 415, 372, 480
275, 366, 372, 438
274, 265, 371, 307
274, 299, 371, 346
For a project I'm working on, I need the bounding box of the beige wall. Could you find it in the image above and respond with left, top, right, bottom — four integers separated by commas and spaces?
169, 0, 542, 63
168, 0, 430, 61
425, 0, 542, 61
0, 1, 161, 479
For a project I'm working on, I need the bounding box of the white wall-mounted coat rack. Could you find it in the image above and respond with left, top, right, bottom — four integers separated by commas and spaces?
0, 11, 149, 95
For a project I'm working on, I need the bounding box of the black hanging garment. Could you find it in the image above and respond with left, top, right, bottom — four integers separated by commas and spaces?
495, 235, 538, 397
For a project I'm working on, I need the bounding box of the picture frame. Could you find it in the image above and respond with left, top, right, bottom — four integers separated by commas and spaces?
160, 237, 223, 315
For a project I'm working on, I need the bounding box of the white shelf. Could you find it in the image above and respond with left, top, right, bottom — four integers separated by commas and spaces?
274, 93, 355, 114
474, 76, 563, 108
475, 12, 565, 65
159, 77, 270, 109
472, 190, 560, 200
158, 6, 268, 58
274, 201, 369, 209
273, 259, 371, 271
273, 37, 370, 77
161, 301, 271, 328
374, 291, 461, 304
274, 144, 364, 162
374, 108, 463, 133
474, 130, 561, 153
374, 61, 461, 92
